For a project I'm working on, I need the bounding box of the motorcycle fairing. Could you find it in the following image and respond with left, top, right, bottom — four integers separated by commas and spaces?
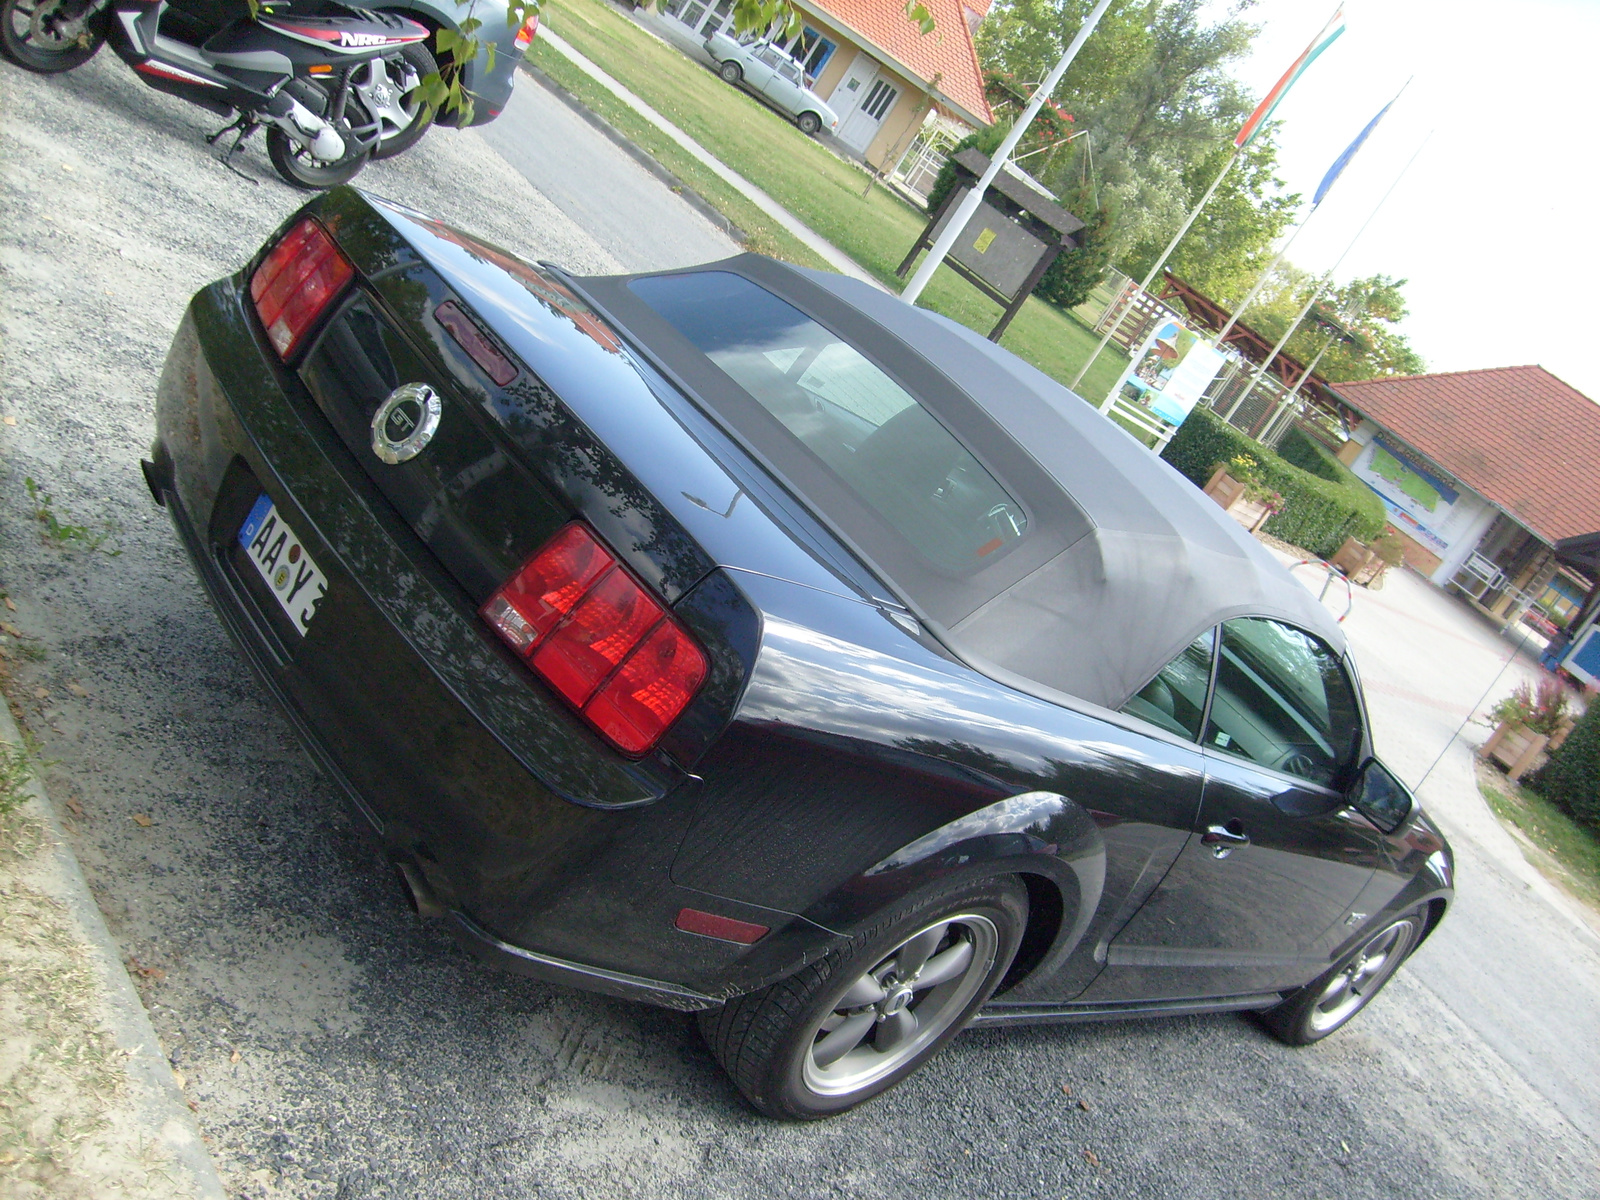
256, 12, 426, 55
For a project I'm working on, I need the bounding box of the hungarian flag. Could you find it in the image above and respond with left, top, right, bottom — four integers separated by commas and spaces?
1235, 8, 1347, 150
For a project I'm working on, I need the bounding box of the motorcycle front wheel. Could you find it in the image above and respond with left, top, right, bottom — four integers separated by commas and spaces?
0, 0, 106, 72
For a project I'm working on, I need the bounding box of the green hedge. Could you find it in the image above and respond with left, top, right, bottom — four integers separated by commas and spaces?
1276, 426, 1345, 483
1161, 407, 1387, 557
1532, 705, 1600, 833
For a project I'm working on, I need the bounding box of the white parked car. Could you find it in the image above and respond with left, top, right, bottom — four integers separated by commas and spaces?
704, 33, 840, 136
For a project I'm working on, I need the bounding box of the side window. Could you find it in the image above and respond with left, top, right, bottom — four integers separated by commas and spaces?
1121, 628, 1215, 741
1204, 618, 1362, 787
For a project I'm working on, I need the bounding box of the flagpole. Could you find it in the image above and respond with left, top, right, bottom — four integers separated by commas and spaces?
1068, 149, 1238, 390
1068, 5, 1346, 393
900, 0, 1114, 304
1221, 268, 1329, 419
1217, 78, 1409, 349
1216, 212, 1318, 342
1261, 324, 1344, 443
1224, 132, 1431, 427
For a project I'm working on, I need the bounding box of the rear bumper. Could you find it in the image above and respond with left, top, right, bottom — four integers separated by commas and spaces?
149, 451, 720, 1012
150, 276, 830, 1003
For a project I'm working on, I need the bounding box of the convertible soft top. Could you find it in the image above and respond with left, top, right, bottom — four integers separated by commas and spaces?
585, 255, 1345, 712
796, 266, 1347, 709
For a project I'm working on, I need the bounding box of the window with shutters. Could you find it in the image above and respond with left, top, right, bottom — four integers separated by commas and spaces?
861, 80, 897, 122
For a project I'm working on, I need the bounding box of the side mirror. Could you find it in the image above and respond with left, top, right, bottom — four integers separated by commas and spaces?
1349, 757, 1414, 833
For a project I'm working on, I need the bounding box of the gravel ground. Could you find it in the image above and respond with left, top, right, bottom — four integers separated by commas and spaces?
1, 52, 1597, 1200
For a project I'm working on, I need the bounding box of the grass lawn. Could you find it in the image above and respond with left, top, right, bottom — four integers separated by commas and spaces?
1481, 771, 1600, 912
532, 0, 1129, 402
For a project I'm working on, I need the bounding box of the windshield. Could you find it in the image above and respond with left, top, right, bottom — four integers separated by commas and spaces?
630, 271, 1027, 572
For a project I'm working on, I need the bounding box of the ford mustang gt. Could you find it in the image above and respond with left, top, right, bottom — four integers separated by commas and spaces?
145, 188, 1452, 1119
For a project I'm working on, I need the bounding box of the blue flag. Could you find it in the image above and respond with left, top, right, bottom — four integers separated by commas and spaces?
1313, 99, 1395, 207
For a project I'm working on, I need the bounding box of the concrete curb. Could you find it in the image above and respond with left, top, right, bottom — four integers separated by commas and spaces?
518, 59, 748, 248
0, 702, 228, 1199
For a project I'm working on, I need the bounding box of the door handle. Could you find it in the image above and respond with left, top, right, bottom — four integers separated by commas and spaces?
1202, 821, 1250, 859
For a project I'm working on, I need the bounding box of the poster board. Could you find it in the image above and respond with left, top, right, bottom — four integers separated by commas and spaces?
1104, 319, 1226, 427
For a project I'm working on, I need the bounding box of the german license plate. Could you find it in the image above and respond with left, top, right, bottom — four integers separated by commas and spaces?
237, 494, 328, 636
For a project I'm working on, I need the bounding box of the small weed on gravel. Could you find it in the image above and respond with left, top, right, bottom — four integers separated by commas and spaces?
23, 478, 119, 555
0, 738, 33, 824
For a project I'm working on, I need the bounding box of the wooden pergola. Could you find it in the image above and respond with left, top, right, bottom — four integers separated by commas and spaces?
1155, 272, 1363, 430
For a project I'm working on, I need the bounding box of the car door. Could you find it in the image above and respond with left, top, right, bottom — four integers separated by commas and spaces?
763, 59, 806, 115
1083, 617, 1387, 1002
743, 43, 780, 93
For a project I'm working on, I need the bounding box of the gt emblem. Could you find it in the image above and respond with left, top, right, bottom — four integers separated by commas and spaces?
1345, 912, 1367, 926
371, 383, 441, 464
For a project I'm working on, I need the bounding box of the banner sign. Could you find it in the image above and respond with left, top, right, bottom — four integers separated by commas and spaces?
1106, 319, 1226, 427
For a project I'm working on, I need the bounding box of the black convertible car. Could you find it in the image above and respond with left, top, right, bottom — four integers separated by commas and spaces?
145, 189, 1452, 1119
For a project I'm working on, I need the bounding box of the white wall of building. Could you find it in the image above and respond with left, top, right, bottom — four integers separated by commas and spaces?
1343, 419, 1503, 585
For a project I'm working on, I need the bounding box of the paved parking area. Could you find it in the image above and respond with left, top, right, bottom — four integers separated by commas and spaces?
1, 51, 1597, 1200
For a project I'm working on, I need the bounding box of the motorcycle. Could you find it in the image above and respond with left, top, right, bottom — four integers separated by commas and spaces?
0, 0, 438, 189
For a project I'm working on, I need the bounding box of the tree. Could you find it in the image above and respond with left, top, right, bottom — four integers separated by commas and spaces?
977, 0, 1296, 300
1034, 157, 1118, 309
1244, 266, 1426, 382
977, 0, 1158, 117
1148, 135, 1299, 301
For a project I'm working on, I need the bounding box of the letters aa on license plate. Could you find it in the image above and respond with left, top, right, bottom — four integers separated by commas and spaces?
237, 494, 328, 635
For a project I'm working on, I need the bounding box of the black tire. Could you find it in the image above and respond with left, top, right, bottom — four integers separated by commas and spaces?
796, 111, 822, 135
266, 120, 368, 191
718, 60, 742, 84
360, 41, 438, 160
1257, 910, 1422, 1046
700, 875, 1027, 1120
1, 0, 105, 73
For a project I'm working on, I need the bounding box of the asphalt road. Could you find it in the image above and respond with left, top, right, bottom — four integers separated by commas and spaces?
476, 67, 739, 272
1, 52, 1597, 1200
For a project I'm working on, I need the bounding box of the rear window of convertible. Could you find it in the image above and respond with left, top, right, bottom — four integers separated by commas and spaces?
630, 272, 1027, 572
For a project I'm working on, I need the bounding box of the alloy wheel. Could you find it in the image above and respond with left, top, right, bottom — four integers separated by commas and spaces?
1308, 918, 1413, 1033
801, 912, 998, 1096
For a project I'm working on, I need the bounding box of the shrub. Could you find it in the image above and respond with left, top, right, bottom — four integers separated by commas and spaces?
1490, 679, 1571, 736
1161, 407, 1387, 557
1532, 700, 1600, 833
1276, 426, 1345, 483
1369, 529, 1407, 566
925, 124, 1008, 216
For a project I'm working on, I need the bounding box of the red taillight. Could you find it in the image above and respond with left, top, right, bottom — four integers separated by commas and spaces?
482, 523, 708, 754
514, 13, 538, 49
250, 218, 354, 359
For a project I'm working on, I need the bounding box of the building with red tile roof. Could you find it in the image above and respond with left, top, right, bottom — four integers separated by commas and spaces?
656, 0, 992, 174
1326, 365, 1600, 626
796, 0, 994, 126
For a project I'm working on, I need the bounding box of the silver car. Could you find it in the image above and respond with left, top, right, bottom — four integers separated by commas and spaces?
704, 32, 840, 136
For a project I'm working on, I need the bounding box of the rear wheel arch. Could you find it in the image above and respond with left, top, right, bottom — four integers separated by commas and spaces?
799, 791, 1104, 989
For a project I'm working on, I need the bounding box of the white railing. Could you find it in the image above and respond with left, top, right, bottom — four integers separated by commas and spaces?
890, 115, 969, 200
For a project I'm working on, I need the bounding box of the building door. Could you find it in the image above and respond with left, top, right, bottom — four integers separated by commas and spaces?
829, 53, 883, 147
838, 74, 898, 152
